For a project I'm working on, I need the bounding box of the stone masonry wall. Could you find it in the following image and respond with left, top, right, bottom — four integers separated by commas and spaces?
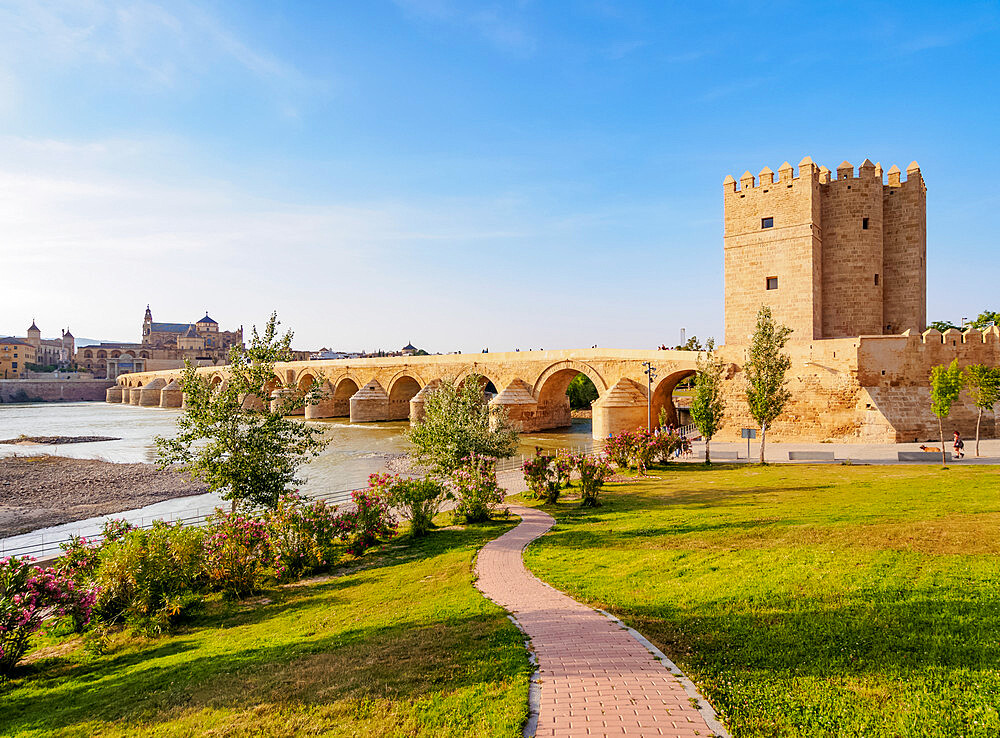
0, 379, 115, 403
881, 165, 926, 334
724, 158, 822, 344
820, 161, 884, 337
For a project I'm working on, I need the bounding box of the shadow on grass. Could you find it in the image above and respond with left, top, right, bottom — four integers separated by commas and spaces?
2, 612, 528, 734
1, 519, 524, 735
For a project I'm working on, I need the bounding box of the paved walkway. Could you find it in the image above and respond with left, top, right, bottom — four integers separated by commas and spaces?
476, 506, 724, 738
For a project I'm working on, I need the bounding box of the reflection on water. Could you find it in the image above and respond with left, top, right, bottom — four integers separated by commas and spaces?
0, 402, 594, 497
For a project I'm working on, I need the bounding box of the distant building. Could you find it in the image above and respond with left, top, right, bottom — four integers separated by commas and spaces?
76, 306, 244, 379
22, 321, 74, 368
0, 337, 37, 378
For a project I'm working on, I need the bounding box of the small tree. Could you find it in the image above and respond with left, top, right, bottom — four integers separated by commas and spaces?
155, 313, 329, 510
929, 359, 965, 467
962, 364, 1000, 457
744, 306, 793, 463
407, 374, 518, 475
690, 339, 727, 464
970, 311, 999, 330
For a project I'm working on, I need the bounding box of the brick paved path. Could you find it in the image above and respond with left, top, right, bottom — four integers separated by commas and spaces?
476, 506, 723, 738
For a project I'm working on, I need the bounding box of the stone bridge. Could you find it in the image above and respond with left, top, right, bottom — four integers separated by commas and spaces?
107, 348, 702, 440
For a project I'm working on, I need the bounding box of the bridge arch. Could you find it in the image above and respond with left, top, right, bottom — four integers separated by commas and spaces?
530, 361, 608, 431
455, 368, 501, 397
650, 369, 698, 429
388, 372, 422, 419
531, 360, 607, 398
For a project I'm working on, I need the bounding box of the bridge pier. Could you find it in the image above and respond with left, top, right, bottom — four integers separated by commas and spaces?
592, 379, 648, 439
138, 378, 166, 407
304, 384, 339, 419
106, 386, 122, 403
409, 380, 440, 423
349, 380, 391, 422
489, 379, 541, 432
129, 386, 142, 405
160, 379, 183, 408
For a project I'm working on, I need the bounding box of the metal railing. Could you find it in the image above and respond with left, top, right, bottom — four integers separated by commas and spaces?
0, 482, 367, 560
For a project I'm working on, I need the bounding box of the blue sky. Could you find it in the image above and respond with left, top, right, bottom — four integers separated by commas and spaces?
2, 0, 998, 351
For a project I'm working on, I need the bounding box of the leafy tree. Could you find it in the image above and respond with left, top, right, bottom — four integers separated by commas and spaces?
963, 363, 1000, 457
929, 359, 965, 467
971, 311, 999, 330
566, 373, 599, 410
744, 306, 792, 463
155, 313, 329, 510
406, 374, 518, 475
928, 320, 960, 333
673, 336, 706, 351
690, 339, 727, 464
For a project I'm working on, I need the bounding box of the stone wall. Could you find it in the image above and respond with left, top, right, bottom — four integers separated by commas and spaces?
716, 329, 999, 443
0, 379, 115, 403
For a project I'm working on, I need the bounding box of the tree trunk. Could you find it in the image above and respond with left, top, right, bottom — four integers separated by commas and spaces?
976, 408, 983, 457
759, 423, 767, 464
939, 416, 946, 467
705, 438, 711, 465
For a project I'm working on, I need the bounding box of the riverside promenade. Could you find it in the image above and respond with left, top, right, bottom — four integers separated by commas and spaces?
476, 506, 727, 738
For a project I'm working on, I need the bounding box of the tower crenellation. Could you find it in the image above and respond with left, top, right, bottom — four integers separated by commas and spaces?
723, 157, 927, 344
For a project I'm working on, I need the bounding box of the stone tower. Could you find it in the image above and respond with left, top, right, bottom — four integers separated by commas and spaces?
26, 320, 41, 349
143, 305, 153, 343
723, 157, 926, 344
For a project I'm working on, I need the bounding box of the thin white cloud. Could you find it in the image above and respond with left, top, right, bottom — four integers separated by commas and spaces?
0, 0, 320, 98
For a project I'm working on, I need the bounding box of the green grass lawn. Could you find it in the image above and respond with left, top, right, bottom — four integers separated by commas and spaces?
2, 521, 529, 737
521, 464, 1000, 738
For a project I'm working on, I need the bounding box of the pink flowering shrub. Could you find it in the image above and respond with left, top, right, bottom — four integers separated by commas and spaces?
602, 430, 681, 473
336, 487, 397, 556
553, 451, 574, 488
203, 510, 271, 597
575, 455, 613, 508
1, 556, 96, 676
102, 518, 135, 542
452, 453, 504, 522
58, 535, 102, 583
266, 491, 346, 579
522, 448, 561, 504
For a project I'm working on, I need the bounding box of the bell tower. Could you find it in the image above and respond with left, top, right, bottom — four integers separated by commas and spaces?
143, 305, 153, 344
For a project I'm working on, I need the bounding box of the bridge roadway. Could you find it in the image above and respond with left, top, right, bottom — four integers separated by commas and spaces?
107, 348, 702, 440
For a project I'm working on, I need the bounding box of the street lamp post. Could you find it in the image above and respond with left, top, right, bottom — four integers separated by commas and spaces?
642, 361, 658, 431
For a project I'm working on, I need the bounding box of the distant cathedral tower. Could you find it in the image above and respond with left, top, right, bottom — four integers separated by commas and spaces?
26, 320, 41, 349
143, 305, 153, 342
723, 157, 926, 344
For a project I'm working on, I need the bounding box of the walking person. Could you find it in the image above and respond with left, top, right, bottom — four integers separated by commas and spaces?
953, 430, 965, 460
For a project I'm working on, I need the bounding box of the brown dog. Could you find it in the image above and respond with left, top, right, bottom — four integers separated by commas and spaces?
919, 445, 941, 453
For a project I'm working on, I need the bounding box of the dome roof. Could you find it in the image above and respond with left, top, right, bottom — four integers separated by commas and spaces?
28, 320, 39, 332
197, 314, 218, 324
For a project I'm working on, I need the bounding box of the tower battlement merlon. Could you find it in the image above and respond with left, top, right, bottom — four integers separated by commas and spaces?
725, 158, 924, 190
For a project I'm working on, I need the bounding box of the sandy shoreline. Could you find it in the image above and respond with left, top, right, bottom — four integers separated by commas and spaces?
0, 456, 208, 538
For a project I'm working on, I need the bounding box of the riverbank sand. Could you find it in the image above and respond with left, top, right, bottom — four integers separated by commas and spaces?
0, 456, 208, 538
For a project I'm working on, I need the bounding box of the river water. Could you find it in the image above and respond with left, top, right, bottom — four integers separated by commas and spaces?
0, 402, 593, 554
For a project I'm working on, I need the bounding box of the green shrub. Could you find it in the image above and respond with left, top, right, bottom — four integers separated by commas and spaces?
373, 474, 449, 537
92, 521, 206, 633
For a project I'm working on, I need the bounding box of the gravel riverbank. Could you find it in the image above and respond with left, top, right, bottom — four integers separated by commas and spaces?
0, 455, 208, 538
